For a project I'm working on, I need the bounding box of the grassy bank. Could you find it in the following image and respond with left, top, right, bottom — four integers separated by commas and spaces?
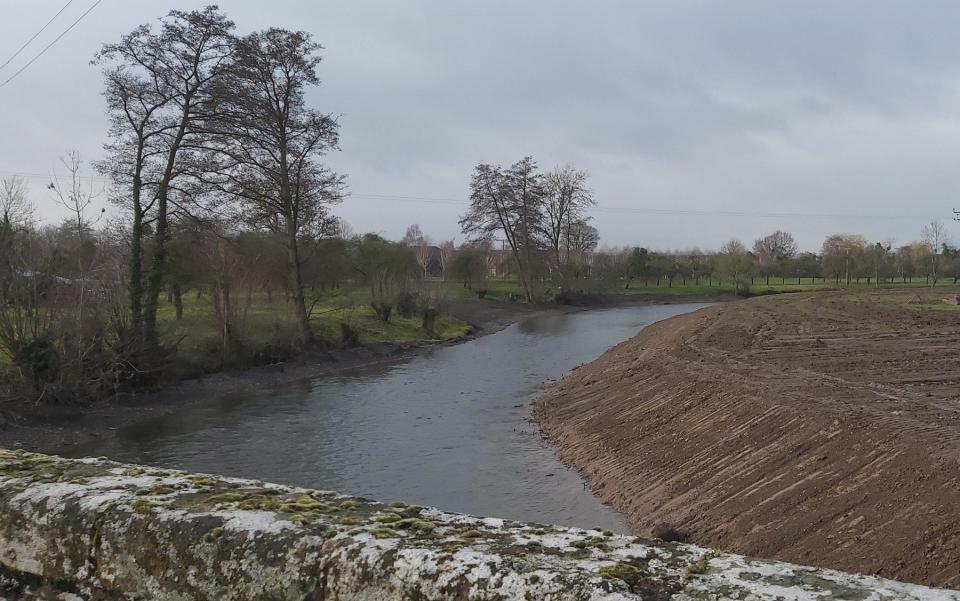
438, 277, 960, 301
4, 276, 954, 383
157, 288, 472, 372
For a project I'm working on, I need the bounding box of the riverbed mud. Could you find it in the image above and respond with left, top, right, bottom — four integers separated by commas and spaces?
535, 288, 960, 589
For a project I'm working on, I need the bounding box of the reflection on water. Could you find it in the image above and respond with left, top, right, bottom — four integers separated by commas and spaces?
69, 304, 709, 531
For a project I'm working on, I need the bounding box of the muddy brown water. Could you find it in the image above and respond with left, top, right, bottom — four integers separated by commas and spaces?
66, 304, 710, 531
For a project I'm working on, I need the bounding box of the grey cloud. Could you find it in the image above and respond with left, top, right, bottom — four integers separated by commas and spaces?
2, 0, 960, 250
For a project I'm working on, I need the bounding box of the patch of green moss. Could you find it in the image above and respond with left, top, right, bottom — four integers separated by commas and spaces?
135, 484, 176, 496
130, 499, 153, 514
203, 526, 225, 543
684, 551, 721, 579
189, 475, 217, 488
599, 563, 647, 587
371, 528, 398, 539
441, 542, 466, 553
394, 518, 436, 534
461, 529, 483, 539
374, 512, 402, 524
338, 500, 360, 510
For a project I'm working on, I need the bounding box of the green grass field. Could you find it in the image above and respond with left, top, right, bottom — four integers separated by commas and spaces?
438, 276, 960, 300
157, 287, 472, 370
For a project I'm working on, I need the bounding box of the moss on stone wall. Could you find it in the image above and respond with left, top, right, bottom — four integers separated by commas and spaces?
0, 449, 956, 600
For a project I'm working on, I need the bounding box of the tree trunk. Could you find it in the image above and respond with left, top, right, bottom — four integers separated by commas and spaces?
422, 308, 438, 335
285, 227, 314, 346
173, 283, 183, 321
128, 204, 144, 342
142, 194, 169, 348
219, 281, 232, 366
142, 103, 192, 349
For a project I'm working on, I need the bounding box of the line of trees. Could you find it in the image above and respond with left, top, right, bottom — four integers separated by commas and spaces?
0, 174, 443, 403
587, 222, 959, 292
96, 6, 343, 352
0, 6, 354, 404
460, 157, 597, 302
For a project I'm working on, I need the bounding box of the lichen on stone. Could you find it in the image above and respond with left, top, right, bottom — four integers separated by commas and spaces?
0, 450, 956, 601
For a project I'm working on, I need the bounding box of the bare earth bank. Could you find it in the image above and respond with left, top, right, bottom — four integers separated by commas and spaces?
534, 289, 960, 589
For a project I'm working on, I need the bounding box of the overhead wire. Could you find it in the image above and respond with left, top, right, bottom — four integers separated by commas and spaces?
0, 0, 103, 89
0, 170, 943, 221
0, 0, 76, 71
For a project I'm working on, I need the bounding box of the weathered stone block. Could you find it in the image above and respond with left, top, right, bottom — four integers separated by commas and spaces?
0, 449, 955, 600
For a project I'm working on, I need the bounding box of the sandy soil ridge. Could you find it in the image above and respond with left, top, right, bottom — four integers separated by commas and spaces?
535, 289, 960, 588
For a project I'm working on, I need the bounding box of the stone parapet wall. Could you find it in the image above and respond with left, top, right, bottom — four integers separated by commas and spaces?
0, 449, 955, 600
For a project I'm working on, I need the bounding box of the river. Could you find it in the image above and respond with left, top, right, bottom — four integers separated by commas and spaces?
68, 303, 709, 532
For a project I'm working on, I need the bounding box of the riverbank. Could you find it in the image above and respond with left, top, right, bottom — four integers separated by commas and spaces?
0, 298, 556, 454
534, 287, 960, 589
0, 294, 730, 457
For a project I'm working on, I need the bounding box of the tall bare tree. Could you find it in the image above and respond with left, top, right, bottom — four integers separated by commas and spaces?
921, 220, 948, 286
96, 6, 235, 348
206, 28, 344, 346
460, 157, 545, 302
402, 224, 425, 246
0, 177, 32, 303
48, 151, 105, 353
542, 165, 594, 288
0, 176, 32, 228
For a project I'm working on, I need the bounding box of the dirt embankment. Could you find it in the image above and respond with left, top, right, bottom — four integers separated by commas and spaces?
535, 289, 960, 588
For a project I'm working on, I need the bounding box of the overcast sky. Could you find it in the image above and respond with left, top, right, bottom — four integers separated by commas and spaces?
2, 1, 960, 251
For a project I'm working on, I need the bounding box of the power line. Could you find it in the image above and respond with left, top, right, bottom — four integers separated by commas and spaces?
0, 0, 76, 72
0, 170, 945, 221
349, 195, 940, 221
0, 0, 102, 89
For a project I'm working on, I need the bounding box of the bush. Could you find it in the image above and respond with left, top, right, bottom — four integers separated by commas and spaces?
395, 291, 418, 318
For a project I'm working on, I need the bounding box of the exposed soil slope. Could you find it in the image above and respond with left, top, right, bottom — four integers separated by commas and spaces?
535, 289, 960, 588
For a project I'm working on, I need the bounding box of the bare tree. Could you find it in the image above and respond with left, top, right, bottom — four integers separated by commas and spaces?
1, 176, 32, 227
460, 157, 545, 302
402, 224, 425, 246
753, 230, 797, 285
566, 220, 599, 277
206, 28, 344, 346
542, 165, 594, 288
96, 6, 235, 348
718, 239, 753, 294
822, 233, 867, 285
47, 151, 106, 353
403, 224, 433, 279
0, 177, 32, 306
438, 239, 455, 280
921, 220, 948, 286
